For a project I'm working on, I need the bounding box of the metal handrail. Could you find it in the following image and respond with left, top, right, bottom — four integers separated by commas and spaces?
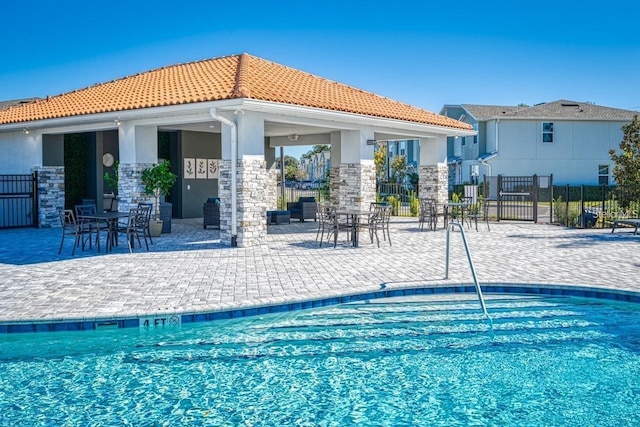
445, 221, 492, 324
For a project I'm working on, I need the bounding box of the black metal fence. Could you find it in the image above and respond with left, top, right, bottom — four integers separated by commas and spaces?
376, 183, 418, 216
0, 173, 38, 229
452, 181, 638, 229
552, 184, 639, 228
276, 179, 637, 227
276, 185, 325, 210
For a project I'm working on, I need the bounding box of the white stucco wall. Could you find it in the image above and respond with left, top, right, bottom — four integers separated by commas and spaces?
486, 119, 626, 185
0, 131, 42, 174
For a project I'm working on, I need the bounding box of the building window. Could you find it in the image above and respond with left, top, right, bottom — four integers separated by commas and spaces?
473, 124, 478, 144
542, 122, 554, 143
598, 165, 609, 185
461, 136, 466, 146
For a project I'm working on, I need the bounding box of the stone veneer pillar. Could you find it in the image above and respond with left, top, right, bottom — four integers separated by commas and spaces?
34, 166, 65, 228
328, 167, 340, 206
334, 162, 376, 211
419, 164, 449, 205
218, 157, 269, 247
267, 167, 278, 210
117, 163, 155, 212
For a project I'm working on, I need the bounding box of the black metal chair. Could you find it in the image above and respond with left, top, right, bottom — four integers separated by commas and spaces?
120, 208, 149, 253
137, 202, 154, 244
358, 204, 392, 247
469, 198, 491, 231
370, 202, 392, 244
73, 204, 103, 251
58, 209, 99, 255
418, 198, 437, 231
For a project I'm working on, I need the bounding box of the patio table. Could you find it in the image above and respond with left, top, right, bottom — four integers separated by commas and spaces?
79, 211, 131, 252
446, 202, 472, 228
335, 208, 371, 247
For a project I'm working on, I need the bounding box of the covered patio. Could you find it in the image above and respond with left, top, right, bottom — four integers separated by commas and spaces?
0, 53, 473, 247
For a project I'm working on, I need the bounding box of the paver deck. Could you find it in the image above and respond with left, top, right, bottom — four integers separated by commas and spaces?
0, 217, 638, 326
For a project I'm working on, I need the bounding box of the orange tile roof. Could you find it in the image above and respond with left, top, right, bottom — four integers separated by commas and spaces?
0, 53, 471, 130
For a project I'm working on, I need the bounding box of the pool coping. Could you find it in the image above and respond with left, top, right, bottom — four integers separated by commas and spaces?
3, 281, 640, 334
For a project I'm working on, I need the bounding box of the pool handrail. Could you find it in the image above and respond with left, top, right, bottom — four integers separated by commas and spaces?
445, 221, 492, 323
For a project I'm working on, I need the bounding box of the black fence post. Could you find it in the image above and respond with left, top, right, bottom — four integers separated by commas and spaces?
549, 174, 554, 225
497, 174, 502, 222
32, 171, 39, 228
533, 174, 538, 223
580, 185, 585, 228
565, 184, 570, 227
601, 184, 606, 228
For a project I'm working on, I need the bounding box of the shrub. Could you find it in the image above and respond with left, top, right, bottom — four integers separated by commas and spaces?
409, 195, 419, 217
387, 195, 399, 216
553, 196, 580, 227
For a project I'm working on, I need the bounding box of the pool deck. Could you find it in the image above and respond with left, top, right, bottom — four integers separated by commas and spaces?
0, 217, 638, 329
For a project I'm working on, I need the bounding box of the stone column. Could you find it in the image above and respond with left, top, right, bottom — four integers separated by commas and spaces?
264, 140, 278, 210
236, 156, 269, 247
34, 166, 65, 228
337, 162, 376, 210
117, 124, 158, 212
218, 157, 269, 247
419, 135, 449, 205
117, 163, 154, 212
218, 159, 232, 244
329, 166, 340, 206
419, 164, 448, 204
217, 110, 269, 247
331, 129, 376, 211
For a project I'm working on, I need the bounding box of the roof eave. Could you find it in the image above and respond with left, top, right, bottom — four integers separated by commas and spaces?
230, 99, 474, 136
0, 100, 244, 134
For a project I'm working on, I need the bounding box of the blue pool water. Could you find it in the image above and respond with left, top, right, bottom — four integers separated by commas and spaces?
2, 293, 640, 426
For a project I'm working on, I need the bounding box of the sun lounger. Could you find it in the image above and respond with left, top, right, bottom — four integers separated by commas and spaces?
611, 219, 640, 235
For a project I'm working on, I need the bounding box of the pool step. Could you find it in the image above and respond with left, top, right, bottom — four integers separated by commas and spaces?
127, 294, 615, 365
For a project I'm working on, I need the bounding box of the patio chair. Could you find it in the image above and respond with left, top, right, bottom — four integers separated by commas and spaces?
137, 202, 154, 244
315, 203, 346, 247
74, 204, 103, 250
370, 202, 392, 245
119, 208, 149, 253
468, 198, 491, 231
203, 198, 221, 229
58, 209, 99, 255
287, 197, 317, 222
357, 205, 392, 248
418, 198, 437, 231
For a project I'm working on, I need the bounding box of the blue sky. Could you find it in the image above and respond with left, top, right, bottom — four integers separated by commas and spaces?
2, 1, 639, 159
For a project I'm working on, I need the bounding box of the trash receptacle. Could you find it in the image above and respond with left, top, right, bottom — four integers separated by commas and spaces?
160, 202, 172, 233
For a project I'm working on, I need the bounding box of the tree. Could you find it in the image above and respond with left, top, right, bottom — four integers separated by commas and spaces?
141, 160, 178, 220
302, 145, 329, 158
374, 144, 387, 183
285, 163, 304, 181
390, 155, 407, 184
284, 155, 299, 168
609, 115, 640, 208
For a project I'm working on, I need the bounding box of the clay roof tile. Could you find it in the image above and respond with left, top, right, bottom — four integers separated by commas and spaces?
0, 53, 471, 131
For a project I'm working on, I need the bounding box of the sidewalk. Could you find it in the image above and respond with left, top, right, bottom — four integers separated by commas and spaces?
0, 217, 638, 327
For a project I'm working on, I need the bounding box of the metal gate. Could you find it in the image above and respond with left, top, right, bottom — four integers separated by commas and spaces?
0, 173, 38, 229
494, 174, 553, 223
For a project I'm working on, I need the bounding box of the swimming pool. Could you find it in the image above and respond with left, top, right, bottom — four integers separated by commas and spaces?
2, 292, 640, 426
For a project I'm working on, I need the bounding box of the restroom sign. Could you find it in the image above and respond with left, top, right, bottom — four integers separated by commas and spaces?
139, 315, 181, 328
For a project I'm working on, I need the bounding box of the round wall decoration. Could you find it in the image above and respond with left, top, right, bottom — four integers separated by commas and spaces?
102, 153, 115, 167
